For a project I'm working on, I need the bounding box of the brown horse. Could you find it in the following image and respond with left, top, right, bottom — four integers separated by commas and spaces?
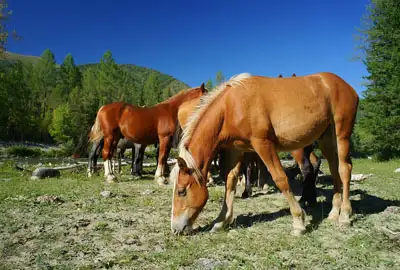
170, 72, 359, 236
89, 84, 207, 184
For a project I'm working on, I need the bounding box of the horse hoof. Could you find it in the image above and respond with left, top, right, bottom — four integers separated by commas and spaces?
241, 192, 250, 199
327, 210, 340, 222
156, 177, 168, 186
105, 174, 117, 183
291, 228, 306, 236
87, 172, 92, 178
210, 222, 224, 233
339, 213, 351, 227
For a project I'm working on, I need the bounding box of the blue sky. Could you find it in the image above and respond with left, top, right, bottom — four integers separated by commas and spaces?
8, 0, 370, 94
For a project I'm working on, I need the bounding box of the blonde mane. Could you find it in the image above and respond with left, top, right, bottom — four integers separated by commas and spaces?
173, 73, 252, 184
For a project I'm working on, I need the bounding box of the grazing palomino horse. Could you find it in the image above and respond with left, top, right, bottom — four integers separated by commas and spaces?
87, 137, 156, 177
89, 85, 207, 184
170, 72, 359, 236
177, 98, 215, 185
241, 73, 323, 204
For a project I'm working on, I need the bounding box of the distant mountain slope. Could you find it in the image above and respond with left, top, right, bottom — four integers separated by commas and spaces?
3, 52, 41, 64
3, 52, 190, 93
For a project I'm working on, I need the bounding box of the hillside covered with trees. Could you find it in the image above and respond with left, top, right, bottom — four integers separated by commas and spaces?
0, 50, 190, 154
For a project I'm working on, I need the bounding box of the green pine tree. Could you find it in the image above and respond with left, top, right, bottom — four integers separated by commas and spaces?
356, 0, 400, 160
27, 49, 58, 141
205, 79, 213, 90
215, 71, 225, 85
161, 87, 174, 101
58, 53, 82, 100
98, 50, 123, 104
143, 71, 161, 106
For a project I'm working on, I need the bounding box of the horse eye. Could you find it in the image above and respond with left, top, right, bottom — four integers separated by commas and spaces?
177, 187, 187, 197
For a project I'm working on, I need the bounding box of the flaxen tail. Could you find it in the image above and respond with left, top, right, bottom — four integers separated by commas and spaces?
88, 107, 104, 143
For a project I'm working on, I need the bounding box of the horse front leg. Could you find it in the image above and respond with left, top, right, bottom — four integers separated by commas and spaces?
155, 136, 173, 185
252, 138, 306, 236
130, 144, 137, 177
131, 144, 146, 178
211, 149, 243, 232
292, 146, 317, 207
242, 161, 253, 199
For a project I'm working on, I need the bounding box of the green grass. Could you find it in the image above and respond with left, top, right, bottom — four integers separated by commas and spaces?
0, 159, 399, 269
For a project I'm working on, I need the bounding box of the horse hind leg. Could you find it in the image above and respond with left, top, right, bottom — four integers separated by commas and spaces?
102, 134, 120, 183
317, 127, 342, 222
335, 122, 355, 227
251, 137, 306, 236
88, 139, 103, 177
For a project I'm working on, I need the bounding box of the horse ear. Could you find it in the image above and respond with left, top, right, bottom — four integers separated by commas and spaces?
200, 83, 206, 93
278, 74, 283, 78
292, 73, 296, 77
177, 157, 188, 169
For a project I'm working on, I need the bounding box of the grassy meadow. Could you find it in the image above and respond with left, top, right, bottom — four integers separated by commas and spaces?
0, 158, 399, 269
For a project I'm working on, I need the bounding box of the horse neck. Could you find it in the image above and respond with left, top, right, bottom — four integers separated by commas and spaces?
156, 94, 190, 117
186, 103, 224, 182
169, 92, 200, 111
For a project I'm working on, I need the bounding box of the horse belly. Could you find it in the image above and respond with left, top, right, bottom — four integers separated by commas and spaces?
120, 120, 158, 145
271, 107, 330, 151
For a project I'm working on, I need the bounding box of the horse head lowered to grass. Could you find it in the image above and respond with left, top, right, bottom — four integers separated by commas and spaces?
170, 72, 359, 236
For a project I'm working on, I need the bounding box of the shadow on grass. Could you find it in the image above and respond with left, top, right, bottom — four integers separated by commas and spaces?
198, 174, 400, 233
306, 176, 400, 229
232, 208, 291, 229
192, 208, 291, 234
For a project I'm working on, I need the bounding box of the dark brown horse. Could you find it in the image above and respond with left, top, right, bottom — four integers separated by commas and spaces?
171, 72, 359, 236
89, 85, 206, 184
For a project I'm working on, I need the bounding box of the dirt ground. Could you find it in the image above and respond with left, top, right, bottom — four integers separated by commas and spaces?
0, 159, 399, 269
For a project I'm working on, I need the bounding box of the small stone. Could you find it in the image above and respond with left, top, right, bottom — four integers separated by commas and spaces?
76, 219, 91, 227
383, 206, 400, 216
351, 174, 374, 181
100, 190, 112, 197
229, 229, 238, 234
154, 245, 164, 252
125, 238, 139, 245
36, 195, 63, 204
141, 189, 154, 195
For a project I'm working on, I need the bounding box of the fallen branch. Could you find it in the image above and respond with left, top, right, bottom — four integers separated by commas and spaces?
381, 226, 400, 240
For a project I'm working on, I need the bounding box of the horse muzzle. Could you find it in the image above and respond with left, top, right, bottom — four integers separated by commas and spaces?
171, 211, 193, 235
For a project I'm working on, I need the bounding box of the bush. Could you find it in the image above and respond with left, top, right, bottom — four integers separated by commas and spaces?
6, 146, 42, 157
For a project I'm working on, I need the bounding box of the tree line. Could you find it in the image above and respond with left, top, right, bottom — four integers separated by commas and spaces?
0, 49, 192, 154
1, 0, 399, 160
0, 47, 226, 155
